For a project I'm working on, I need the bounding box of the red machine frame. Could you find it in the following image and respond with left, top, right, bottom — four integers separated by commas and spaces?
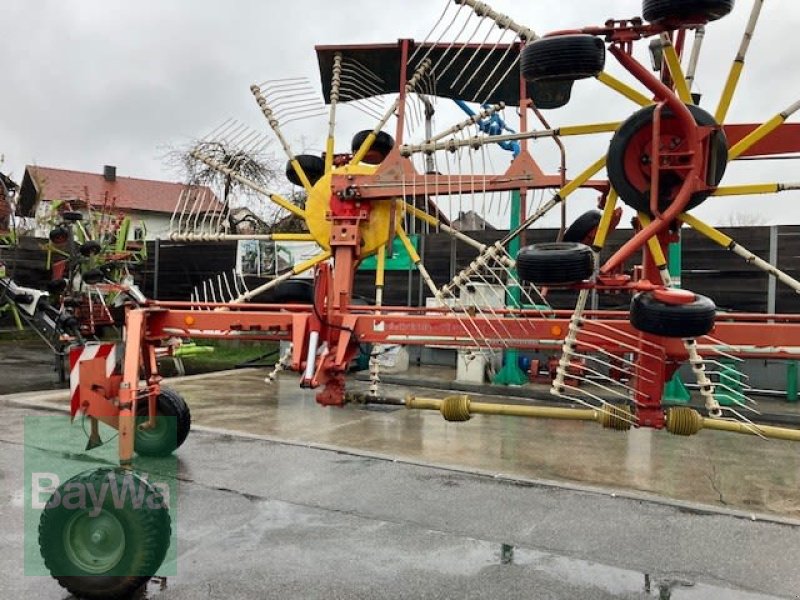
70, 15, 800, 465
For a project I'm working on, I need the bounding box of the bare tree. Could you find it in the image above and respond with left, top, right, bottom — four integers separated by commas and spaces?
162, 139, 284, 232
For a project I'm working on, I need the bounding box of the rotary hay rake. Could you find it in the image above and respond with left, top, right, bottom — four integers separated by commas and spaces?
46, 1, 800, 597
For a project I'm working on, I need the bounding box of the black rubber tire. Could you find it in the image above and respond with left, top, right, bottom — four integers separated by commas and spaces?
285, 154, 325, 187
563, 210, 603, 244
630, 291, 716, 338
643, 0, 734, 23
529, 80, 574, 110
521, 35, 605, 82
62, 211, 84, 222
270, 279, 314, 304
135, 386, 191, 457
607, 103, 728, 215
82, 269, 105, 285
38, 468, 171, 600
351, 130, 395, 164
79, 241, 103, 257
516, 242, 594, 285
46, 278, 68, 295
49, 226, 69, 244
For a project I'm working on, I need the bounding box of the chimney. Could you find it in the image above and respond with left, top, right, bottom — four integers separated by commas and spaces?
103, 165, 117, 182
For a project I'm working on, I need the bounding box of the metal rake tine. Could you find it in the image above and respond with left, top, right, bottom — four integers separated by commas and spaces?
452, 286, 510, 348
178, 189, 193, 235
480, 52, 521, 105
472, 270, 526, 342
703, 359, 751, 381
577, 325, 664, 364
552, 385, 638, 427
697, 335, 746, 362
428, 8, 475, 75
275, 100, 326, 118
344, 99, 385, 122
437, 15, 488, 80
569, 352, 652, 396
222, 272, 236, 303
562, 369, 633, 403
339, 73, 385, 102
215, 121, 249, 146
583, 320, 665, 352
216, 274, 228, 302
169, 187, 188, 235
450, 24, 496, 90
710, 382, 758, 410
280, 109, 328, 126
342, 57, 385, 87
718, 409, 768, 440
263, 79, 316, 96
231, 270, 243, 296
578, 340, 656, 380
460, 30, 516, 98
409, 1, 467, 69
407, 0, 455, 65
341, 69, 382, 98
256, 76, 309, 88
200, 117, 237, 142
187, 189, 205, 233
199, 190, 217, 234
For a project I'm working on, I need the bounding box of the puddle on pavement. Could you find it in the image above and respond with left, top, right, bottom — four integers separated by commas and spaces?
489, 542, 776, 599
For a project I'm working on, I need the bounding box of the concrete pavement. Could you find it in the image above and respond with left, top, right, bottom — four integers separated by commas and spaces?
2, 370, 800, 599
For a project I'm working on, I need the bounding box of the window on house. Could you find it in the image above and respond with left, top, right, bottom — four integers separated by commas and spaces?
133, 227, 145, 241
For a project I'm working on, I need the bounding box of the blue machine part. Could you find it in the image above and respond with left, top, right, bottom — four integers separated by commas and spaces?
453, 99, 520, 157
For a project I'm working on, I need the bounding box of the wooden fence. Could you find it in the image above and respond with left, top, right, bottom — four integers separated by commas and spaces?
2, 226, 799, 314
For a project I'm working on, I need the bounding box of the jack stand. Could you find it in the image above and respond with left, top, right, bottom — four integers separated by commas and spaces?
664, 372, 691, 404
493, 349, 528, 385
85, 417, 104, 450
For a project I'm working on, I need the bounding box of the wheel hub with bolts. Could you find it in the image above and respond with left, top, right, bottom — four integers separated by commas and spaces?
607, 103, 729, 215
64, 510, 126, 574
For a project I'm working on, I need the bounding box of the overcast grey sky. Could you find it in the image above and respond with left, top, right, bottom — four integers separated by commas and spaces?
2, 0, 799, 226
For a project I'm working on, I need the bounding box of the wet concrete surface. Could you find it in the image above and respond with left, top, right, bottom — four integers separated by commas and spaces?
0, 339, 65, 395
1, 403, 798, 599
158, 368, 800, 520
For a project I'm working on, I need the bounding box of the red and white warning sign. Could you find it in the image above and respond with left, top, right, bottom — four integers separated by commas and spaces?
69, 343, 116, 418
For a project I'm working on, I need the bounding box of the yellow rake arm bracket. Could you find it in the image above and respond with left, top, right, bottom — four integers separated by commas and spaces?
637, 212, 669, 268
679, 212, 733, 248
403, 203, 439, 228
715, 60, 744, 123
595, 72, 653, 107
661, 35, 693, 104
712, 183, 780, 197
591, 189, 619, 251
396, 226, 422, 264
728, 99, 800, 160
269, 192, 307, 221
558, 156, 607, 200
559, 122, 621, 137
287, 159, 315, 195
